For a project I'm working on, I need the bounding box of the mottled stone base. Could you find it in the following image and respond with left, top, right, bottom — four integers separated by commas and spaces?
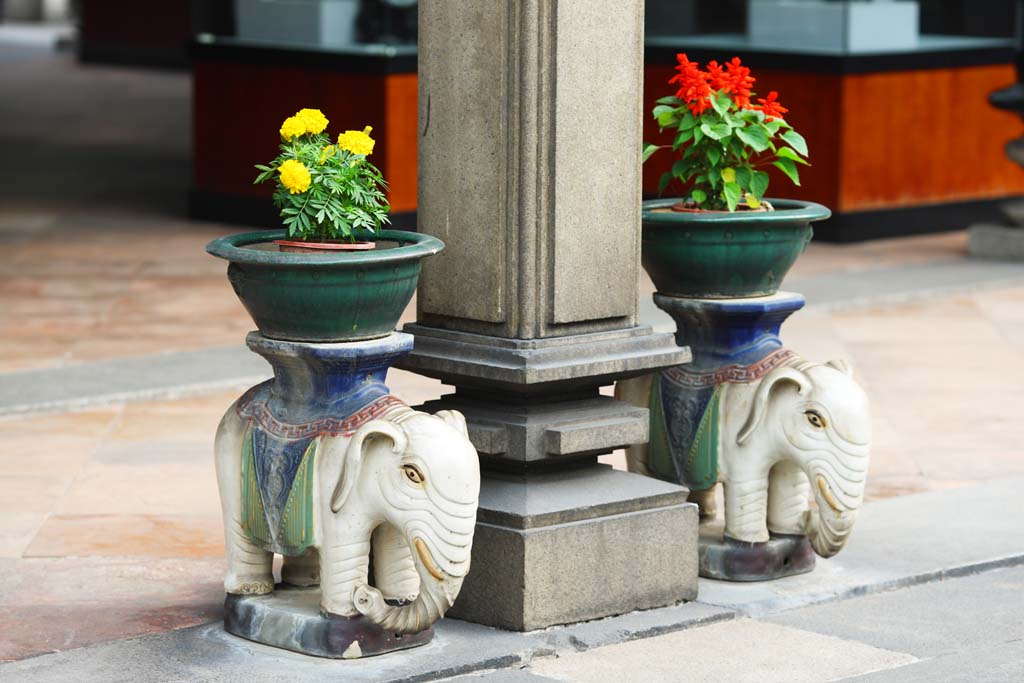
968, 223, 1024, 261
698, 524, 815, 582
224, 586, 432, 658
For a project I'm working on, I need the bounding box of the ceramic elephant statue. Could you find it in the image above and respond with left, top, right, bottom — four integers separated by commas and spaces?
214, 392, 480, 634
620, 353, 871, 558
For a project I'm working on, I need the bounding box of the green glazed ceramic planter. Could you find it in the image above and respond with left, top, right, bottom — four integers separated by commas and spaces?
641, 198, 831, 298
207, 229, 444, 342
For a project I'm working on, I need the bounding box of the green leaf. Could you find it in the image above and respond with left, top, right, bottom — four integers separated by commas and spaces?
678, 112, 698, 131
700, 123, 731, 141
672, 127, 694, 150
642, 143, 662, 164
745, 192, 761, 209
691, 126, 704, 144
735, 125, 771, 152
654, 105, 679, 128
735, 166, 752, 190
655, 95, 680, 106
781, 129, 808, 156
710, 91, 731, 116
776, 146, 810, 165
773, 158, 801, 186
765, 120, 782, 136
706, 145, 721, 166
751, 170, 770, 198
723, 182, 741, 212
721, 167, 736, 183
658, 172, 672, 195
708, 167, 722, 187
691, 189, 707, 204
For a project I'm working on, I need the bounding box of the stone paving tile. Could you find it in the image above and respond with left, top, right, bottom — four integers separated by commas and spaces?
0, 556, 225, 661
528, 619, 916, 683
25, 514, 224, 559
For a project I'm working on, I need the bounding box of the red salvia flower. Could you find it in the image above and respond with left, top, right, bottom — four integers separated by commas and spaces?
669, 53, 711, 116
754, 91, 788, 121
723, 57, 755, 109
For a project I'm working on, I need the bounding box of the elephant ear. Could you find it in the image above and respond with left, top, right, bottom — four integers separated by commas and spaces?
331, 420, 409, 513
434, 409, 469, 437
737, 366, 812, 445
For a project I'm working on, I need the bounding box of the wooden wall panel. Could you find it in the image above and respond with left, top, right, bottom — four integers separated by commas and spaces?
838, 64, 1024, 211
384, 74, 419, 212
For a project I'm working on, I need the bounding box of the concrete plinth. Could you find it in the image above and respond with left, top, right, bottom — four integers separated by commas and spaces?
448, 466, 699, 631
406, 0, 698, 630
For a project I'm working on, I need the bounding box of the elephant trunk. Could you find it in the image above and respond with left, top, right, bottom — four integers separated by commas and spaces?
353, 537, 465, 634
804, 469, 864, 558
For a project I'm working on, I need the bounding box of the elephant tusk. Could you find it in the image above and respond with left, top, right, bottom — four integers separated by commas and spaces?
415, 538, 445, 581
816, 475, 843, 513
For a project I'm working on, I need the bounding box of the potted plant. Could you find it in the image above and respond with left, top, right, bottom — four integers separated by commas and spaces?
207, 107, 443, 342
642, 55, 830, 298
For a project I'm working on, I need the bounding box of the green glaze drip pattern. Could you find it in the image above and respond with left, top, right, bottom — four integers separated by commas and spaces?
685, 387, 721, 491
646, 374, 678, 483
241, 428, 318, 556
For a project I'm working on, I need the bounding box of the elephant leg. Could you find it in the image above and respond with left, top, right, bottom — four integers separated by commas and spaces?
281, 548, 320, 587
615, 374, 653, 477
371, 523, 419, 604
767, 461, 811, 536
318, 527, 371, 617
214, 406, 273, 595
722, 477, 770, 543
687, 485, 718, 522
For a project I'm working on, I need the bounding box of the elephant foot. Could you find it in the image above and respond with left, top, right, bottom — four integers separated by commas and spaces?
688, 487, 718, 522
281, 553, 320, 587
225, 573, 274, 595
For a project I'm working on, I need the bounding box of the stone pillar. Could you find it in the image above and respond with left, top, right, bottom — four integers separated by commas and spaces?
398, 0, 698, 631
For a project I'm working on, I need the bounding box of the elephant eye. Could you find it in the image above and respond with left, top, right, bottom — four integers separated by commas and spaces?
805, 410, 827, 429
402, 464, 425, 485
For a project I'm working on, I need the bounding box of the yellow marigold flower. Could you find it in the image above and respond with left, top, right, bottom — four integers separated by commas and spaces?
279, 115, 306, 141
296, 108, 329, 135
319, 144, 337, 165
337, 125, 375, 156
278, 159, 311, 194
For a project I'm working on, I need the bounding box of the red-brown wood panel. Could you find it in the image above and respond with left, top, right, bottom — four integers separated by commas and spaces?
384, 74, 419, 212
838, 64, 1024, 212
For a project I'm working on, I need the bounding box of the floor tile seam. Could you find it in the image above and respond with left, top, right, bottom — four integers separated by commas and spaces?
0, 377, 266, 419
17, 407, 124, 557
802, 275, 1024, 312
715, 552, 1024, 619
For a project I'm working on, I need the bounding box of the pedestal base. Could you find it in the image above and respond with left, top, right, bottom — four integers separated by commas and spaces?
224, 586, 433, 659
448, 465, 698, 631
698, 523, 815, 582
968, 223, 1024, 261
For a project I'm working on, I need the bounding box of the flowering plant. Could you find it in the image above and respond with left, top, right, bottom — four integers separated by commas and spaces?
254, 108, 390, 241
644, 55, 808, 212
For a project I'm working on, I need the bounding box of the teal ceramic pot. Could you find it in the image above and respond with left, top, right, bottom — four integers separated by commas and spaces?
641, 198, 831, 298
207, 230, 444, 342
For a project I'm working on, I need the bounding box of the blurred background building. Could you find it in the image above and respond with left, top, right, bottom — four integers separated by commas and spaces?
2, 0, 1023, 241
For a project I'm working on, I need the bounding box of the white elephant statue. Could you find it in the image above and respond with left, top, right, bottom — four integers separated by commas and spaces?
621, 355, 871, 558
214, 397, 480, 634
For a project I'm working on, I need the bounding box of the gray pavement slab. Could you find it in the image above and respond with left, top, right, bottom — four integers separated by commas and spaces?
0, 601, 731, 682
695, 477, 1024, 616
0, 345, 270, 416
767, 565, 1024, 658
836, 641, 1024, 683
440, 670, 560, 683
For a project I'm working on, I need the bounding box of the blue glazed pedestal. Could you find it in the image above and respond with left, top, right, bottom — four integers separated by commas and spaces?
649, 292, 816, 581
223, 331, 434, 658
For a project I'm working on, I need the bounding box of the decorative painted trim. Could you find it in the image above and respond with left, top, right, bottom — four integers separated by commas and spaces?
236, 393, 407, 439
663, 348, 796, 389
685, 387, 721, 491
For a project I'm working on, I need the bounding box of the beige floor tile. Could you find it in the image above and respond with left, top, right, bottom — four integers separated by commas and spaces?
25, 514, 225, 559
56, 459, 220, 517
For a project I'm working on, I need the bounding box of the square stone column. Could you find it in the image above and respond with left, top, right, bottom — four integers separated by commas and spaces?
397, 0, 698, 631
